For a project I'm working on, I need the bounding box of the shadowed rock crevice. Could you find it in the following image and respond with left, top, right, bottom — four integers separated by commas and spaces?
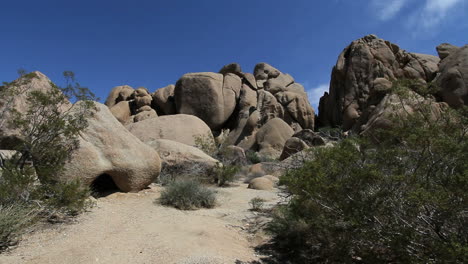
91, 174, 120, 197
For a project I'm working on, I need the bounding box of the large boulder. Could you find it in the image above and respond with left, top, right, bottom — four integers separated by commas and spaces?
174, 72, 238, 130
225, 83, 258, 146
279, 137, 309, 161
255, 118, 294, 159
436, 44, 468, 107
257, 90, 285, 126
60, 102, 161, 192
109, 101, 132, 124
318, 34, 440, 131
219, 63, 242, 76
126, 114, 214, 146
152, 84, 176, 115
248, 176, 274, 190
146, 139, 219, 179
275, 91, 315, 129
104, 85, 134, 108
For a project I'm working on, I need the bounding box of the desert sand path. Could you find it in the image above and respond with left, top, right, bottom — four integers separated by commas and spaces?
0, 183, 280, 264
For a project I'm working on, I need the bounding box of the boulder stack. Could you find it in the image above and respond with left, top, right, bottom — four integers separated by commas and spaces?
104, 62, 316, 158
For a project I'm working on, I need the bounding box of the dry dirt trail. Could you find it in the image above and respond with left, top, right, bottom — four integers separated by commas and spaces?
0, 182, 281, 264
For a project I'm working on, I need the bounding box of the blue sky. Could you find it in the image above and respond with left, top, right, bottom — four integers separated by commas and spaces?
1, 0, 466, 110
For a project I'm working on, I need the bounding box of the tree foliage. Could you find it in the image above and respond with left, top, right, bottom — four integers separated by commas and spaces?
0, 71, 96, 251
269, 83, 468, 263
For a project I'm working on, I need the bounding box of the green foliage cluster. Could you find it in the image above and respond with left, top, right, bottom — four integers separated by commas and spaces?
245, 150, 261, 164
194, 130, 242, 186
159, 180, 216, 210
212, 162, 240, 187
249, 197, 266, 212
0, 203, 38, 250
0, 71, 96, 252
269, 85, 468, 263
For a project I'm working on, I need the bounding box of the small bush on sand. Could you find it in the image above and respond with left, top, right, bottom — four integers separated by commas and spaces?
246, 150, 261, 164
212, 163, 240, 187
0, 203, 38, 251
159, 180, 216, 210
249, 197, 266, 212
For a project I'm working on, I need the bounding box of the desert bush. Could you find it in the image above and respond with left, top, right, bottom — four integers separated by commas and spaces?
0, 203, 38, 251
0, 71, 95, 250
39, 179, 92, 216
159, 180, 216, 210
269, 85, 468, 263
249, 197, 266, 212
212, 162, 240, 186
245, 150, 261, 164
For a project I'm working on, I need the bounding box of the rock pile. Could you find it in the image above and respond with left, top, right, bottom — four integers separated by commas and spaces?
318, 34, 466, 134
105, 62, 316, 160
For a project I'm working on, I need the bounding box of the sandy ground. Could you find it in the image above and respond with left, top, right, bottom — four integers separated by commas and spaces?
0, 182, 281, 264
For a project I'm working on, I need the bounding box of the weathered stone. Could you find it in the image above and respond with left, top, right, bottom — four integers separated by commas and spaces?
264, 74, 295, 94
243, 73, 258, 90
219, 63, 242, 76
255, 118, 294, 159
257, 90, 285, 126
146, 139, 219, 179
318, 35, 440, 131
104, 85, 134, 108
133, 109, 157, 123
436, 45, 468, 107
254, 63, 281, 81
134, 87, 152, 109
126, 114, 214, 146
279, 137, 309, 161
152, 84, 176, 115
436, 43, 459, 60
293, 129, 326, 146
225, 84, 258, 146
275, 91, 315, 129
223, 145, 247, 165
248, 176, 274, 190
109, 101, 132, 124
174, 72, 236, 130
60, 102, 161, 192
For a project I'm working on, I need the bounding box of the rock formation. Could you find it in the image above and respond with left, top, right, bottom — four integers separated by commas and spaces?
435, 44, 468, 108
125, 114, 214, 146
60, 102, 161, 192
318, 34, 440, 131
104, 62, 315, 158
317, 35, 466, 137
146, 139, 219, 180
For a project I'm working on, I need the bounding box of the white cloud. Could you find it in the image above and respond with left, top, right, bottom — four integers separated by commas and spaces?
372, 0, 408, 21
407, 0, 465, 32
306, 83, 329, 110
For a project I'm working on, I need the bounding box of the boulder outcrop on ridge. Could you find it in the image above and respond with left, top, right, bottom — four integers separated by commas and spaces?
435, 44, 468, 108
318, 34, 440, 132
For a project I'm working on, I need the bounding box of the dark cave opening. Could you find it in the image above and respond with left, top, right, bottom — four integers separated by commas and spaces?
91, 174, 120, 197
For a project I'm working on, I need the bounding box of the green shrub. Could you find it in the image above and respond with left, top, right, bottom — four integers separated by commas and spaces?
269, 96, 468, 262
159, 180, 216, 210
249, 197, 266, 212
40, 179, 92, 216
0, 203, 38, 251
213, 163, 240, 186
246, 150, 261, 164
0, 71, 96, 250
0, 160, 37, 205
